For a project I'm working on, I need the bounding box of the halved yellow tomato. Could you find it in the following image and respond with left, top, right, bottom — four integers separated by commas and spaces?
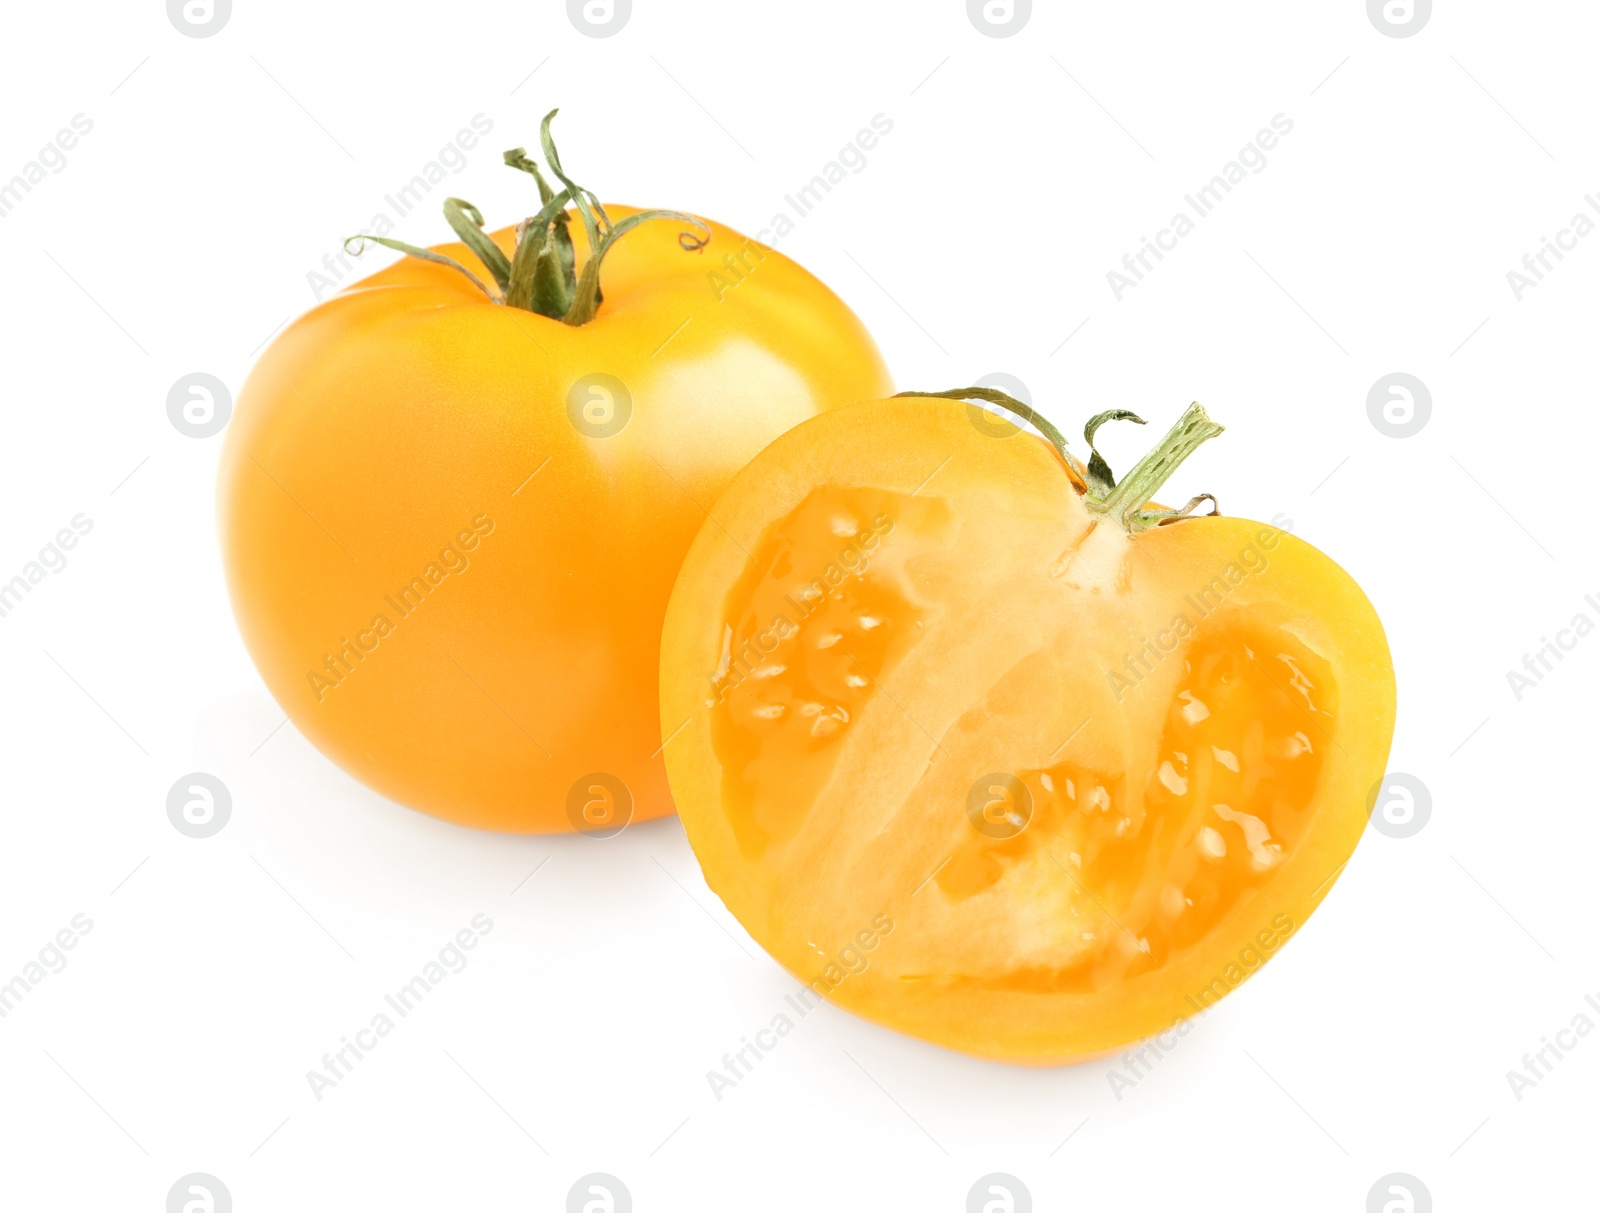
659, 391, 1395, 1062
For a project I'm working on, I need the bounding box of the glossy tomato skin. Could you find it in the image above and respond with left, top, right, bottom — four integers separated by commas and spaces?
219, 210, 892, 832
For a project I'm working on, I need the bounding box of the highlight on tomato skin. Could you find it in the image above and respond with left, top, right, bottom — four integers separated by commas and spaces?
659, 390, 1396, 1064
216, 111, 893, 834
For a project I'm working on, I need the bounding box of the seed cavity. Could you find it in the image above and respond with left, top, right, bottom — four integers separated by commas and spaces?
1277, 653, 1318, 712
1213, 803, 1283, 869
809, 705, 850, 738
1161, 884, 1186, 917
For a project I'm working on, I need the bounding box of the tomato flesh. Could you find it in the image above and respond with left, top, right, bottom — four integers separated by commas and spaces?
712, 487, 943, 856
930, 622, 1329, 992
661, 397, 1395, 1062
712, 484, 1333, 995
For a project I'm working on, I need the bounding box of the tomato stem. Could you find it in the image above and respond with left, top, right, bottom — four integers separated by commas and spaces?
344, 109, 710, 324
1093, 402, 1224, 532
894, 389, 1223, 532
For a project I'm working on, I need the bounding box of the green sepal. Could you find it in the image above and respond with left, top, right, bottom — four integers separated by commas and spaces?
1082, 409, 1146, 495
562, 208, 710, 326
504, 189, 576, 314
892, 387, 1087, 481
442, 198, 511, 295
343, 233, 498, 302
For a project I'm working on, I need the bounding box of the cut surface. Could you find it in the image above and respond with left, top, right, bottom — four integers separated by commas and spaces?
920, 618, 1330, 994
711, 486, 949, 857
661, 397, 1395, 1062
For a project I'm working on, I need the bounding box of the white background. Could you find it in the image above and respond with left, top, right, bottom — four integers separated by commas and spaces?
0, 1, 1593, 1209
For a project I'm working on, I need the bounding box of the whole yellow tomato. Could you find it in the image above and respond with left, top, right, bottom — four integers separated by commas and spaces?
218, 114, 892, 832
